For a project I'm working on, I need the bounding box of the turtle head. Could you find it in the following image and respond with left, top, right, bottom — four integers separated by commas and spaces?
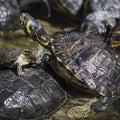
20, 13, 51, 47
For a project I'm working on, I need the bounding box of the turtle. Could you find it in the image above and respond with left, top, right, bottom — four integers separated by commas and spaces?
0, 0, 51, 31
20, 13, 120, 111
0, 0, 20, 31
0, 67, 70, 120
46, 0, 91, 30
49, 0, 83, 16
82, 0, 120, 34
0, 47, 50, 76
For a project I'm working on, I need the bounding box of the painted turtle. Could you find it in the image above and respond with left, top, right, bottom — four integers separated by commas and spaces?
0, 47, 47, 76
20, 13, 120, 111
0, 67, 70, 119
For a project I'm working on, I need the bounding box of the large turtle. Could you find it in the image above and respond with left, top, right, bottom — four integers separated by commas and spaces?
20, 13, 120, 111
0, 67, 70, 120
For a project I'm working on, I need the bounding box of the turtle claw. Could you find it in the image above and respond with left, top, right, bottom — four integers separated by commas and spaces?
17, 71, 24, 77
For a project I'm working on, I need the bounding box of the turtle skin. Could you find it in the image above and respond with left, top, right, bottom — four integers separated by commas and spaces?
20, 12, 120, 107
0, 68, 70, 120
0, 0, 20, 31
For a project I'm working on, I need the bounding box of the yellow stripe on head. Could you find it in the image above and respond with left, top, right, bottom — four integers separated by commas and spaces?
26, 20, 32, 35
40, 35, 49, 46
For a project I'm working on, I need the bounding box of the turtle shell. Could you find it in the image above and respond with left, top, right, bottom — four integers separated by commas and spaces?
0, 0, 20, 31
0, 48, 23, 66
50, 0, 83, 15
0, 68, 70, 119
50, 31, 120, 97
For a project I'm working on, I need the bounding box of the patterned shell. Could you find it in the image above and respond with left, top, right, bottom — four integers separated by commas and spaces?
51, 32, 120, 97
20, 13, 120, 98
50, 0, 83, 15
0, 68, 70, 119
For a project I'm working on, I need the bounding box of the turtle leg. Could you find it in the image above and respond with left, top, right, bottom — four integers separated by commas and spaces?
17, 64, 24, 76
14, 54, 30, 76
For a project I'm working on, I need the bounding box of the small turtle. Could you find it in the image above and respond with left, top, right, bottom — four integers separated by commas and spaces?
0, 67, 70, 120
20, 13, 120, 111
0, 47, 50, 76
